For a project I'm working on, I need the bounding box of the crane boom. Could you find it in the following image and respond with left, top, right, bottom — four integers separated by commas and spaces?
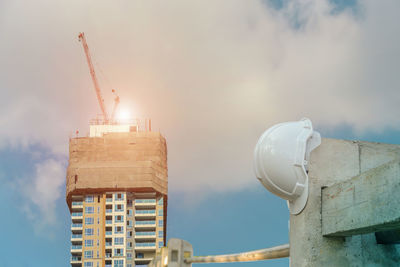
78, 32, 109, 123
111, 89, 120, 123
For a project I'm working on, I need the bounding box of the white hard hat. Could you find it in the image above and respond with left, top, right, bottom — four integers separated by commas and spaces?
254, 118, 321, 214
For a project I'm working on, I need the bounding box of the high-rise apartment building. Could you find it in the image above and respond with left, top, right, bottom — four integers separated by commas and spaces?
66, 122, 168, 267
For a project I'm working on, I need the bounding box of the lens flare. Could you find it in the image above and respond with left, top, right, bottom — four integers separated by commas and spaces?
117, 109, 131, 122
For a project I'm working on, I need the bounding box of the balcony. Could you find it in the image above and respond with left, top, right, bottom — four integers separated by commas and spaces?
135, 242, 156, 250
70, 256, 82, 263
135, 209, 156, 218
106, 220, 112, 225
105, 253, 112, 258
135, 199, 156, 207
70, 245, 82, 252
71, 223, 83, 230
135, 231, 156, 239
71, 234, 82, 241
135, 258, 154, 263
71, 201, 83, 208
135, 220, 156, 228
106, 209, 112, 214
106, 231, 112, 236
105, 241, 112, 247
106, 198, 113, 203
71, 212, 83, 219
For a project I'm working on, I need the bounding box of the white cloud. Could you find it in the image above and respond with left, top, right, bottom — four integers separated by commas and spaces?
0, 0, 399, 199
17, 158, 65, 235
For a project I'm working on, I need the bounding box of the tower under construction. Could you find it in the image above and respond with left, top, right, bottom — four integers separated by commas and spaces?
66, 120, 168, 267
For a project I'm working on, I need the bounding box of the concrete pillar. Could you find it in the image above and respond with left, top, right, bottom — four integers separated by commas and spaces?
290, 138, 400, 266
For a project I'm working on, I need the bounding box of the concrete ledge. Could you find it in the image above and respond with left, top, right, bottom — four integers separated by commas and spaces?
322, 160, 400, 237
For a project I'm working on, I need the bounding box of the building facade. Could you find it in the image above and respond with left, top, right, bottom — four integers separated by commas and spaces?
67, 124, 168, 267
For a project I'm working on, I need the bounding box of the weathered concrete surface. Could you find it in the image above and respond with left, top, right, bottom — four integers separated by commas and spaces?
149, 238, 193, 267
66, 131, 167, 209
322, 160, 400, 237
290, 138, 400, 267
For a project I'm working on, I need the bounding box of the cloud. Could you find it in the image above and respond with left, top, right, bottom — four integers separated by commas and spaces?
0, 0, 399, 199
17, 158, 66, 235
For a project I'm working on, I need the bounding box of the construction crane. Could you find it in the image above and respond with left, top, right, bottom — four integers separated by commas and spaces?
78, 32, 119, 124
111, 89, 120, 124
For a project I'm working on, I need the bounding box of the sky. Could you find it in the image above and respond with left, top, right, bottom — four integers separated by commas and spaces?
0, 0, 400, 266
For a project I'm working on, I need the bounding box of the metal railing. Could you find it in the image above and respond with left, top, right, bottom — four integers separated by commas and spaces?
71, 256, 81, 261
136, 220, 156, 225
71, 234, 82, 239
136, 199, 156, 204
136, 231, 156, 236
136, 242, 156, 247
135, 210, 156, 215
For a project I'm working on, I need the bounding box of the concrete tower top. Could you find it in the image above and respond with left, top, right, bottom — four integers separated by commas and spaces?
66, 129, 167, 210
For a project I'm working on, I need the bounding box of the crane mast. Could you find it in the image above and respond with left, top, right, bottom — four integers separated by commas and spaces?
78, 32, 109, 123
111, 89, 120, 123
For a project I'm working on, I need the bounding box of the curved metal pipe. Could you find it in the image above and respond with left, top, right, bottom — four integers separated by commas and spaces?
185, 244, 289, 264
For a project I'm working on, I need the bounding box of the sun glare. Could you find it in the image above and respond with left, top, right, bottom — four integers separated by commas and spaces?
117, 109, 131, 122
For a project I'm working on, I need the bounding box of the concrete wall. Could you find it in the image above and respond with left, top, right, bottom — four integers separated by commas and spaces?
66, 131, 168, 209
290, 138, 400, 266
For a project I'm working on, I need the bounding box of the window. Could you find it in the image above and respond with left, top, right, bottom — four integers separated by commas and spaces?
136, 252, 144, 258
85, 207, 94, 214
114, 248, 123, 257
158, 220, 163, 227
84, 250, 93, 259
158, 198, 164, 205
127, 220, 132, 227
115, 204, 124, 212
159, 241, 164, 248
85, 217, 94, 225
85, 228, 94, 236
127, 231, 132, 237
128, 242, 133, 248
158, 209, 163, 216
115, 215, 124, 222
97, 240, 99, 246
84, 262, 93, 267
97, 218, 100, 224
127, 210, 133, 216
97, 228, 99, 236
114, 237, 124, 245
85, 240, 93, 247
114, 260, 124, 267
127, 264, 132, 267
85, 196, 94, 203
114, 226, 124, 234
97, 251, 99, 258
158, 230, 163, 238
127, 253, 132, 259
98, 196, 100, 203
115, 193, 124, 201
